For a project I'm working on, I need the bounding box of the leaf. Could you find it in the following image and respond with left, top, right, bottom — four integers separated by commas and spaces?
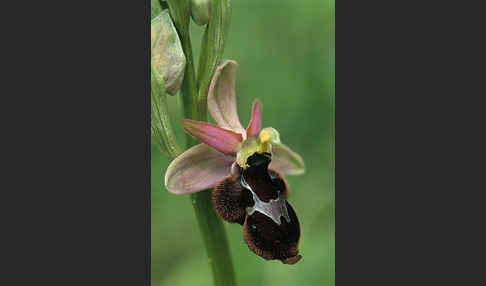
151, 0, 163, 20
151, 66, 182, 158
166, 0, 191, 38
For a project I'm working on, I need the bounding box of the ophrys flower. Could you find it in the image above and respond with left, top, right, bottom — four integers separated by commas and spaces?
165, 60, 305, 264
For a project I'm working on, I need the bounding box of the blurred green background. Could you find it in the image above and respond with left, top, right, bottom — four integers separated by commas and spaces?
151, 0, 334, 285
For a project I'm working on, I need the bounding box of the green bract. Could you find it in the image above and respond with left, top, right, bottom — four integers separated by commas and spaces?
151, 10, 186, 96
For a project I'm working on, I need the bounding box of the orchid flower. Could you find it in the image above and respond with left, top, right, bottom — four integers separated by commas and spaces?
165, 60, 305, 264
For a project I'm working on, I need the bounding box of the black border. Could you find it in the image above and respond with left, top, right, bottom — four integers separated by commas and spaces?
3, 1, 151, 285
145, 0, 151, 284
5, 0, 485, 284
337, 1, 485, 285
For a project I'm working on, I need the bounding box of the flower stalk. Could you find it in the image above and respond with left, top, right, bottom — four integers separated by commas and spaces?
163, 0, 237, 285
181, 33, 237, 286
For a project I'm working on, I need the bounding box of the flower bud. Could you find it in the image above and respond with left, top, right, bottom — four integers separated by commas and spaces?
151, 10, 186, 95
190, 0, 210, 26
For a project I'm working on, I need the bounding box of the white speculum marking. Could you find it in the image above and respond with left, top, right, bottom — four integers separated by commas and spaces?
241, 176, 291, 225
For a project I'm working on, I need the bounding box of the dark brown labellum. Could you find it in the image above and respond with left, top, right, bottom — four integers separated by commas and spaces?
243, 201, 301, 264
212, 153, 302, 264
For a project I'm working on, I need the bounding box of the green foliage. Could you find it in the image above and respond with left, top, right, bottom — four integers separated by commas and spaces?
190, 0, 211, 26
166, 0, 191, 38
151, 66, 182, 158
196, 0, 232, 104
151, 0, 163, 20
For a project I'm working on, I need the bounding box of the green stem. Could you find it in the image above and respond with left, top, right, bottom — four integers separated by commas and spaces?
163, 0, 236, 283
178, 16, 237, 286
180, 34, 207, 133
190, 191, 237, 286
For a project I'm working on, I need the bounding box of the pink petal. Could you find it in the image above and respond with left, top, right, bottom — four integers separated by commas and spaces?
207, 60, 246, 136
182, 119, 243, 155
269, 143, 305, 176
165, 144, 235, 194
246, 99, 262, 138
